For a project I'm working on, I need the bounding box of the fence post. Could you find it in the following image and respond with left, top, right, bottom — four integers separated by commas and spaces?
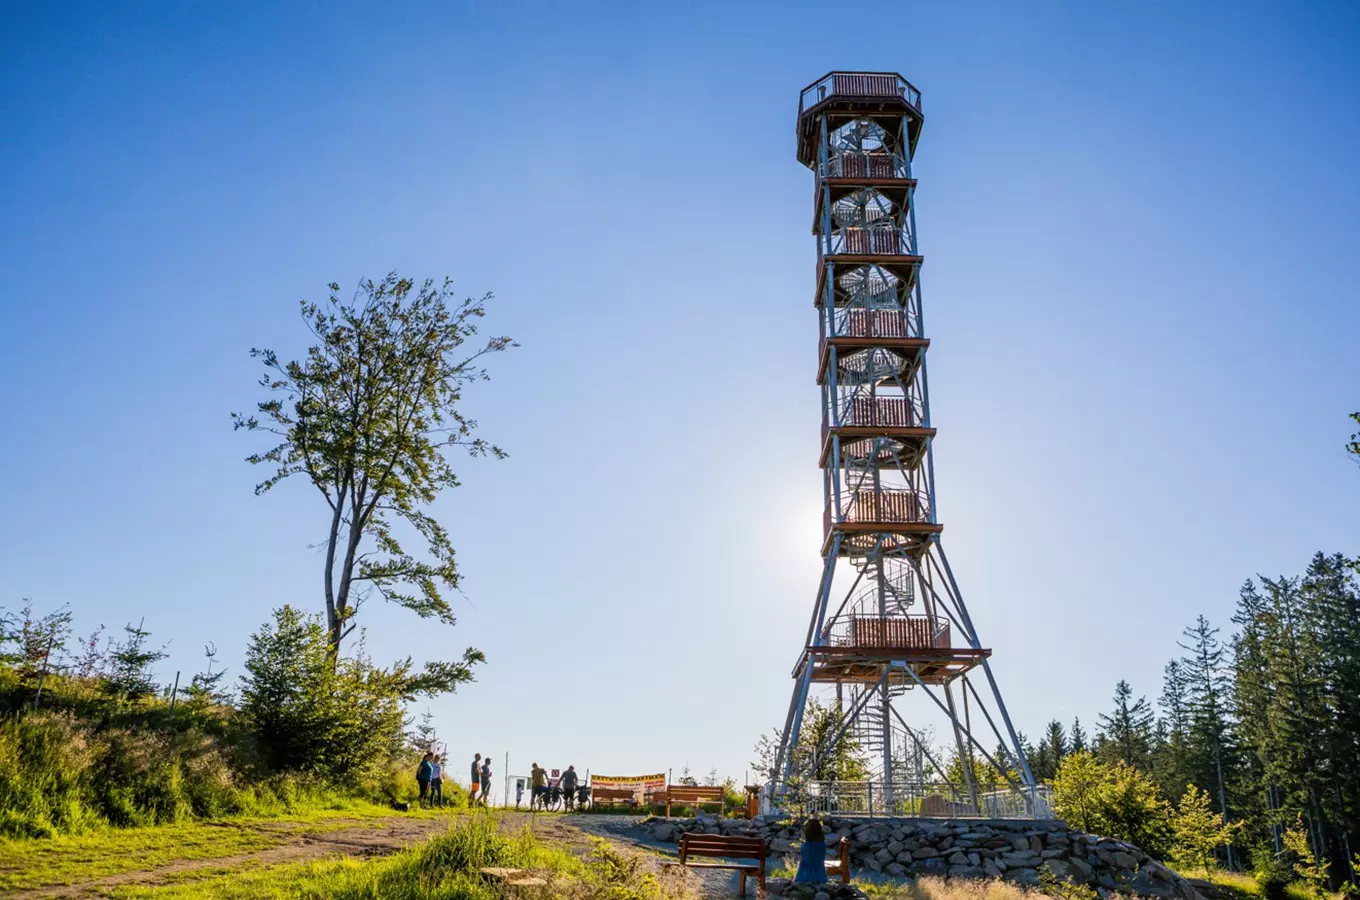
867, 781, 874, 817
167, 671, 181, 720
31, 637, 55, 710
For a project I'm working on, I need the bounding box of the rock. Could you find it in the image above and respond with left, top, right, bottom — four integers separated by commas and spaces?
1069, 857, 1094, 880
814, 892, 831, 900
1001, 852, 1041, 867
912, 847, 940, 859
1029, 836, 1045, 853
896, 851, 916, 864
1005, 868, 1041, 886
1041, 848, 1065, 858
949, 852, 970, 865
967, 852, 981, 867
887, 841, 905, 855
983, 860, 1002, 878
865, 857, 882, 873
766, 878, 791, 896
919, 857, 948, 876
771, 838, 792, 853
886, 862, 908, 876
1113, 851, 1139, 870
875, 848, 894, 864
1129, 869, 1181, 900
1043, 860, 1072, 881
652, 824, 675, 842
1010, 836, 1030, 851
950, 865, 985, 879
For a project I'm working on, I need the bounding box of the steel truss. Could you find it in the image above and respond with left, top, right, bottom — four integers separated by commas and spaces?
773, 73, 1044, 818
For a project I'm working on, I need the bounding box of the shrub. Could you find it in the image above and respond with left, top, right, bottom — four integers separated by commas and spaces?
1052, 751, 1173, 859
239, 607, 406, 784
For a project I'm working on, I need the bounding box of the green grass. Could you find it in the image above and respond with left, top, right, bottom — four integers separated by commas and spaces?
0, 800, 465, 892
98, 813, 667, 900
1154, 866, 1344, 900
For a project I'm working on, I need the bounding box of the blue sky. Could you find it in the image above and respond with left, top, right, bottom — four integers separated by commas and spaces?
2, 1, 1357, 795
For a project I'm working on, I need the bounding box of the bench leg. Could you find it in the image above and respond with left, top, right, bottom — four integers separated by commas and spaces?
738, 870, 747, 899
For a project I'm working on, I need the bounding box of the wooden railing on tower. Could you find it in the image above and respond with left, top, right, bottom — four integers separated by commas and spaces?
842, 227, 901, 255
847, 615, 950, 650
833, 73, 904, 100
834, 151, 899, 179
847, 396, 918, 428
842, 308, 911, 339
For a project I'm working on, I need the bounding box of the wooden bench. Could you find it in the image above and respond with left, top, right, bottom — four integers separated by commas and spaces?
673, 833, 767, 898
826, 838, 851, 883
589, 786, 637, 808
661, 785, 725, 819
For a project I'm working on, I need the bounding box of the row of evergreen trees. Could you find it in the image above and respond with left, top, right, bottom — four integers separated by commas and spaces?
1019, 552, 1358, 884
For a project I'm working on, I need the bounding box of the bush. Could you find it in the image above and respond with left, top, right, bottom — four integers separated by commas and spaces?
1052, 751, 1174, 859
239, 606, 406, 784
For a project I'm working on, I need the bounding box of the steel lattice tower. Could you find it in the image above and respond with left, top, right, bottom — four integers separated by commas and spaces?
772, 72, 1045, 817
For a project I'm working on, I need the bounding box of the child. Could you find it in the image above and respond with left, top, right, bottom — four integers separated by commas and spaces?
794, 816, 829, 884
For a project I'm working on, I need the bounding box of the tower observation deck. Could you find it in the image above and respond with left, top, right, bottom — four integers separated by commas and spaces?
771, 72, 1048, 818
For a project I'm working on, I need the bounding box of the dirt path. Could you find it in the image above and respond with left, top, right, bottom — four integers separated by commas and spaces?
11, 812, 716, 900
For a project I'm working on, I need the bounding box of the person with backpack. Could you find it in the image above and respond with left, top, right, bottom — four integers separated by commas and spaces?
416, 752, 434, 808
560, 765, 579, 810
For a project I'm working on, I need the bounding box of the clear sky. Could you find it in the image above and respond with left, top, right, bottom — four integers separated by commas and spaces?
2, 2, 1357, 796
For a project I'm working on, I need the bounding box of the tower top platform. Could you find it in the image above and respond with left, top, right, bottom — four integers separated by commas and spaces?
796, 71, 924, 168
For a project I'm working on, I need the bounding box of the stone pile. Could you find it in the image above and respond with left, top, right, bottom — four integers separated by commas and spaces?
638, 815, 1201, 900
768, 881, 870, 900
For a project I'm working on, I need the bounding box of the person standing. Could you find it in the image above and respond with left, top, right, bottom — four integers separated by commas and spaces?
479, 754, 492, 806
430, 755, 444, 808
416, 752, 433, 808
469, 753, 482, 806
560, 765, 579, 811
530, 762, 547, 810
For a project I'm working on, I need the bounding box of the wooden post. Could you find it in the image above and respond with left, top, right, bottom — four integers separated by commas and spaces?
167, 671, 181, 720
31, 637, 55, 710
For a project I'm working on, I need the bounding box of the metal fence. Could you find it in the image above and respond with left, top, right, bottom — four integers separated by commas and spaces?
774, 780, 1053, 820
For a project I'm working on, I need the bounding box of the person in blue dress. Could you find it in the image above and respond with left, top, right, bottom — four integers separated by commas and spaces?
794, 816, 829, 884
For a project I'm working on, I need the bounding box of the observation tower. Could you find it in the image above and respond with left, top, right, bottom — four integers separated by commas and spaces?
772, 72, 1045, 817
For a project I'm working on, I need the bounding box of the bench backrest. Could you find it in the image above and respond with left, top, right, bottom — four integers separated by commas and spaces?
591, 786, 636, 800
680, 833, 766, 861
668, 785, 724, 803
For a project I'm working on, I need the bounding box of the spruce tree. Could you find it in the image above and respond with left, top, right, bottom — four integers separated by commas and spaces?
1157, 659, 1194, 802
1097, 680, 1155, 770
1032, 720, 1068, 782
1299, 553, 1360, 877
1071, 717, 1088, 753
1179, 615, 1238, 862
107, 619, 167, 700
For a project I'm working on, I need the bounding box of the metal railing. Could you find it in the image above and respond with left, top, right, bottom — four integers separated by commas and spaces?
830, 347, 916, 384
775, 780, 1053, 819
799, 72, 923, 117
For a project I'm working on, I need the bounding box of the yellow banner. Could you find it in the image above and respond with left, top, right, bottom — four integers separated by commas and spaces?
590, 773, 666, 791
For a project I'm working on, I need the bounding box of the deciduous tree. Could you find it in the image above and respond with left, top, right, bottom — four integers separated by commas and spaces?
234, 275, 513, 689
